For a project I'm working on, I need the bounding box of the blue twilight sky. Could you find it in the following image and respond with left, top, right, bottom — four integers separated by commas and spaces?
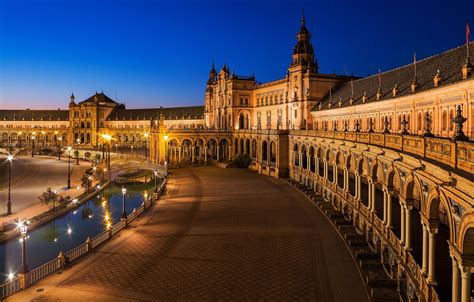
0, 0, 473, 110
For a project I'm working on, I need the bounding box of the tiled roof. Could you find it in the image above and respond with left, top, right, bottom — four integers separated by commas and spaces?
314, 43, 474, 111
106, 106, 205, 121
0, 109, 69, 121
79, 92, 118, 105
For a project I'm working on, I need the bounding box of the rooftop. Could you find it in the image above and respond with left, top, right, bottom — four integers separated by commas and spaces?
314, 43, 474, 111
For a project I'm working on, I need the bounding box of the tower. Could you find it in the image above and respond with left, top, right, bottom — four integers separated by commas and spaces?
291, 14, 318, 72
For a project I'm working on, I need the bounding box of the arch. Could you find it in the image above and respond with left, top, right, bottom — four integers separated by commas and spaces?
238, 110, 251, 129
251, 139, 257, 159
293, 143, 299, 166
245, 138, 250, 156
262, 140, 268, 162
270, 140, 276, 165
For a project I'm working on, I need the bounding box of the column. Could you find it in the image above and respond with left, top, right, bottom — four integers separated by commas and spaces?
299, 152, 302, 169
400, 204, 406, 245
367, 180, 372, 210
178, 146, 182, 163
371, 180, 376, 212
324, 160, 328, 180
405, 205, 412, 251
451, 256, 461, 302
228, 145, 232, 160
386, 191, 392, 227
204, 146, 208, 162
422, 223, 429, 275
460, 265, 471, 302
427, 228, 438, 284
334, 164, 338, 185
356, 172, 361, 200
191, 147, 195, 163
382, 188, 387, 222
315, 157, 319, 177
344, 168, 349, 191
216, 146, 220, 161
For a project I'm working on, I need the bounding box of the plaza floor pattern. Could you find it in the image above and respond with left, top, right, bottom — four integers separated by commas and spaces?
10, 166, 368, 301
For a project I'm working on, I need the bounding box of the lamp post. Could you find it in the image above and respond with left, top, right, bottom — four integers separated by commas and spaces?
76, 138, 80, 165
19, 221, 28, 273
18, 131, 22, 149
121, 186, 127, 219
67, 146, 72, 189
6, 154, 13, 215
154, 169, 158, 193
144, 132, 149, 158
163, 134, 169, 165
31, 134, 35, 158
58, 137, 62, 160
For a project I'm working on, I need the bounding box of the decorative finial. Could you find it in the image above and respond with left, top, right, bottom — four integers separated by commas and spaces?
423, 111, 434, 137
383, 116, 390, 134
451, 105, 469, 141
400, 114, 409, 135
368, 117, 374, 133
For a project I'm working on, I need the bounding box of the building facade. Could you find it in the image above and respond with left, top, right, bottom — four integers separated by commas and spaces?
1, 17, 474, 302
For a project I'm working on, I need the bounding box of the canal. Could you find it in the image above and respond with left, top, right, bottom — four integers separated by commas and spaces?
0, 182, 155, 283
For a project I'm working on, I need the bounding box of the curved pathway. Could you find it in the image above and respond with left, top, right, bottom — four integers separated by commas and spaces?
9, 166, 368, 301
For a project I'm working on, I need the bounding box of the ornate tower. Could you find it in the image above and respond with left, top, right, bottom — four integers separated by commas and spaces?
291, 15, 318, 72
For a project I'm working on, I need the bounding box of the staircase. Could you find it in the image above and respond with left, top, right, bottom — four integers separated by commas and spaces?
290, 180, 400, 302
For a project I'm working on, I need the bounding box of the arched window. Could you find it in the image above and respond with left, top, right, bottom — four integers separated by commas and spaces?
442, 111, 447, 131
86, 133, 90, 143
449, 109, 454, 131
251, 140, 257, 159
81, 122, 85, 128
417, 112, 422, 131
86, 122, 91, 128
262, 141, 268, 162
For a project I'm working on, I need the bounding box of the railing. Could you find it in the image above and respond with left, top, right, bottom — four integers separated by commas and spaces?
65, 242, 89, 263
0, 278, 20, 299
91, 230, 110, 249
0, 178, 167, 300
25, 258, 61, 287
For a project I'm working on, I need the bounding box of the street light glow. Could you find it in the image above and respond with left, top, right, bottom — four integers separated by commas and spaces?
7, 154, 13, 161
163, 134, 169, 141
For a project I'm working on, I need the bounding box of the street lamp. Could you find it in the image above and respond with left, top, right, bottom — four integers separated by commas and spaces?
6, 154, 13, 215
31, 134, 36, 158
163, 134, 169, 164
67, 146, 72, 189
18, 221, 29, 273
154, 169, 158, 192
76, 138, 80, 165
144, 132, 149, 158
58, 137, 62, 160
121, 186, 127, 219
18, 131, 22, 149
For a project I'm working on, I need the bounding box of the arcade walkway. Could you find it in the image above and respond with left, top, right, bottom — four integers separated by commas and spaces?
9, 166, 368, 301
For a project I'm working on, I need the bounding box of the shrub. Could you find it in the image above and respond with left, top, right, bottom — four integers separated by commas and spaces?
233, 154, 251, 168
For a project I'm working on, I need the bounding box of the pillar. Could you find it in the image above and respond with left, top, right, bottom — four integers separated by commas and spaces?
400, 204, 406, 245
427, 228, 438, 284
228, 145, 232, 160
344, 168, 349, 191
191, 147, 195, 163
315, 157, 319, 177
405, 205, 412, 251
216, 146, 220, 161
451, 256, 461, 302
386, 191, 392, 227
382, 188, 387, 222
371, 180, 376, 212
204, 146, 208, 162
355, 172, 361, 200
324, 160, 328, 180
422, 223, 429, 275
334, 164, 338, 185
460, 265, 471, 302
178, 146, 182, 163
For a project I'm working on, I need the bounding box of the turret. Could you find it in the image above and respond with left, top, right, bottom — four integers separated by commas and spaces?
291, 14, 318, 72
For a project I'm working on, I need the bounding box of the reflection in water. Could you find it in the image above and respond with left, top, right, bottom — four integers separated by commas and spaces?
0, 182, 155, 283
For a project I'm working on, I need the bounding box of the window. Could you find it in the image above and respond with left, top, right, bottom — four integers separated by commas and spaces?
442, 111, 447, 131
294, 110, 297, 118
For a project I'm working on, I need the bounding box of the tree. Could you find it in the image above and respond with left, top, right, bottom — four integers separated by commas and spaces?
39, 188, 59, 212
81, 174, 92, 192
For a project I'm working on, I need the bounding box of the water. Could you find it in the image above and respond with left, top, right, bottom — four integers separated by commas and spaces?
0, 182, 155, 283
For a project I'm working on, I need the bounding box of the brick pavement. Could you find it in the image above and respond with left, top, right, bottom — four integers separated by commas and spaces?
9, 166, 368, 301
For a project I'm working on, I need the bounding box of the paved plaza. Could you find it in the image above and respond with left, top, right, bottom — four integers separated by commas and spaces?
9, 166, 368, 301
0, 155, 88, 221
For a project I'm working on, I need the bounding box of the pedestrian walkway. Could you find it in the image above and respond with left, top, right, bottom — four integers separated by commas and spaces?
8, 166, 368, 301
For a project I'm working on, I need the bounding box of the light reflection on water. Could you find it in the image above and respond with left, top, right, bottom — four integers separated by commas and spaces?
0, 183, 153, 283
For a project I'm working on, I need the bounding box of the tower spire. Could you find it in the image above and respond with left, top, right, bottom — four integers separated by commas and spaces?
301, 8, 305, 26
